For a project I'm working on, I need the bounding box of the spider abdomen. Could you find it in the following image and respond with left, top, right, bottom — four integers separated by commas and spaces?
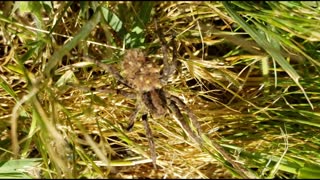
142, 89, 168, 118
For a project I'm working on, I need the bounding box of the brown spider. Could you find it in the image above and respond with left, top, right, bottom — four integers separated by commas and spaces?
82, 20, 252, 178
121, 47, 204, 168
83, 21, 202, 169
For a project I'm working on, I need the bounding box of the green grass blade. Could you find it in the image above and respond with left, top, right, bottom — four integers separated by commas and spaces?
44, 6, 102, 76
100, 6, 126, 36
0, 158, 41, 179
222, 1, 313, 109
298, 163, 320, 179
0, 76, 19, 102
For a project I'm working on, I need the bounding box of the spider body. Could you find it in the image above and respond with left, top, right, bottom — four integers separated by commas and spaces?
84, 24, 203, 169
82, 20, 252, 178
122, 49, 168, 118
120, 47, 204, 169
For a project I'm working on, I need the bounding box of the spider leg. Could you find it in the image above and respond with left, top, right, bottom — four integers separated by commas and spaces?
169, 32, 178, 77
169, 95, 202, 136
88, 86, 137, 99
82, 56, 132, 88
141, 114, 157, 169
126, 105, 140, 131
154, 20, 178, 84
167, 98, 203, 145
69, 83, 138, 130
128, 93, 157, 168
167, 96, 251, 178
141, 91, 159, 116
65, 83, 136, 99
154, 20, 169, 79
169, 95, 254, 178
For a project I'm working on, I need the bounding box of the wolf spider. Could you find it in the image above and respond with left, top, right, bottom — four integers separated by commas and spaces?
83, 21, 203, 169
83, 21, 251, 178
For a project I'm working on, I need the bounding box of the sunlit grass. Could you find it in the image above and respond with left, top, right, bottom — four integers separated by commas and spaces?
0, 1, 320, 178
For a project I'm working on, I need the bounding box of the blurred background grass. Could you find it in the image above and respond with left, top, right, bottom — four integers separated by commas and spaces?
0, 1, 320, 178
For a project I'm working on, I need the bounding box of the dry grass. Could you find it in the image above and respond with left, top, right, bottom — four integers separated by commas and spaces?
1, 1, 320, 179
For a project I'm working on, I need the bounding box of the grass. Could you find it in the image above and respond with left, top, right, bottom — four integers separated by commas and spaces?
0, 1, 320, 178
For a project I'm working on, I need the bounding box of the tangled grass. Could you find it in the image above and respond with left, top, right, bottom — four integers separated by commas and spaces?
0, 1, 320, 178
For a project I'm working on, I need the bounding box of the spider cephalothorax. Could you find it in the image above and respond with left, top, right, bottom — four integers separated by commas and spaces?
122, 49, 162, 92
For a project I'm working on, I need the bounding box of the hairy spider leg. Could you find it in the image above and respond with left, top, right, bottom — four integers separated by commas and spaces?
127, 105, 140, 131
125, 91, 158, 168
82, 56, 132, 88
154, 19, 178, 84
141, 114, 157, 169
167, 99, 203, 145
154, 20, 169, 79
169, 95, 202, 136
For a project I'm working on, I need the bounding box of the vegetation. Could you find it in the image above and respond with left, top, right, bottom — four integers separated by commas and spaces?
0, 1, 320, 178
